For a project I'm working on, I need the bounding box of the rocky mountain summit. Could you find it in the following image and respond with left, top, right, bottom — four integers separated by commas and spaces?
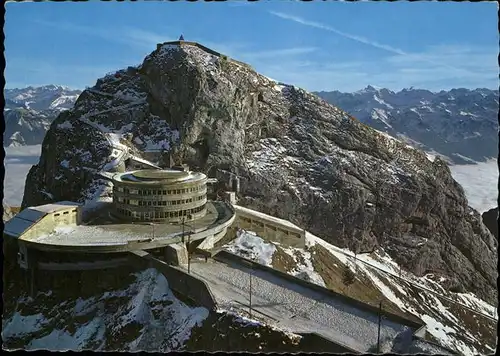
315, 86, 499, 164
22, 41, 497, 304
4, 85, 81, 146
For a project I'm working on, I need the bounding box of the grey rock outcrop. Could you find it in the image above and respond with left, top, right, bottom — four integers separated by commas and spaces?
482, 207, 498, 239
3, 203, 13, 222
21, 42, 497, 304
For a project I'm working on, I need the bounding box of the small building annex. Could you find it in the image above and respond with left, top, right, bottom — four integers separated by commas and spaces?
4, 201, 82, 241
3, 201, 83, 269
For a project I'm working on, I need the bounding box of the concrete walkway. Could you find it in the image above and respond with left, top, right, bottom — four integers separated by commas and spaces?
186, 256, 412, 353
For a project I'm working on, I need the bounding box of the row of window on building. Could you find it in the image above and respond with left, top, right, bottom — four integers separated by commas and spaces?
115, 185, 206, 196
53, 209, 77, 217
116, 195, 205, 206
116, 204, 206, 219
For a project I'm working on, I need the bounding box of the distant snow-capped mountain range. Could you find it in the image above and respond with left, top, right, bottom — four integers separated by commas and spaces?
315, 86, 499, 165
3, 85, 498, 165
4, 85, 81, 146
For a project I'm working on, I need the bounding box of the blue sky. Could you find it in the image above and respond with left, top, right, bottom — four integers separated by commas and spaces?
5, 1, 498, 92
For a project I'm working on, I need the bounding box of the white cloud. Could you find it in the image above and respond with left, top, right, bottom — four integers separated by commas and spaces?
249, 43, 498, 92
32, 19, 173, 51
13, 18, 498, 93
269, 11, 407, 56
268, 11, 490, 78
5, 57, 125, 90
241, 47, 318, 60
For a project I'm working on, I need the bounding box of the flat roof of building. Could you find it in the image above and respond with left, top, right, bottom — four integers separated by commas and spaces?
16, 201, 235, 253
113, 169, 206, 185
4, 202, 82, 238
31, 201, 82, 214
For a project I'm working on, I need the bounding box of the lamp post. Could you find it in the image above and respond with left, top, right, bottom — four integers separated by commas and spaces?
377, 300, 383, 353
187, 214, 192, 274
249, 269, 253, 319
182, 216, 185, 243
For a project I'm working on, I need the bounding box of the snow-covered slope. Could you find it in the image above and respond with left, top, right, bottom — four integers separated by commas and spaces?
315, 87, 499, 164
3, 86, 82, 147
2, 268, 208, 351
221, 229, 497, 355
1, 262, 331, 352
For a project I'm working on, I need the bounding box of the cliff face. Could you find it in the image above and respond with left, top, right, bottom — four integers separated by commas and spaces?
22, 42, 497, 304
482, 207, 498, 239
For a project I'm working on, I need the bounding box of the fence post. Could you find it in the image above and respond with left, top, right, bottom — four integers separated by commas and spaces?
377, 300, 383, 353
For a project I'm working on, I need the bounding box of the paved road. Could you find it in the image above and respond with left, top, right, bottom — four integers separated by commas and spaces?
187, 257, 412, 353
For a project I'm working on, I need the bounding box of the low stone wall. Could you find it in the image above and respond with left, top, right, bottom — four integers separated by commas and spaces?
129, 251, 217, 310
214, 250, 424, 330
232, 205, 306, 248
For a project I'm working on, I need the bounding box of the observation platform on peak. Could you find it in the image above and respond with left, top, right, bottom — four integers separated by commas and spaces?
156, 40, 253, 70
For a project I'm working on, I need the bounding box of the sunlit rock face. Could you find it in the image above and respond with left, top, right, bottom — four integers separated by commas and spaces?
22, 42, 497, 304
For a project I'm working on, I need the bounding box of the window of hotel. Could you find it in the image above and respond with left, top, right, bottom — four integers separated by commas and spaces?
172, 200, 177, 205
148, 201, 152, 206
